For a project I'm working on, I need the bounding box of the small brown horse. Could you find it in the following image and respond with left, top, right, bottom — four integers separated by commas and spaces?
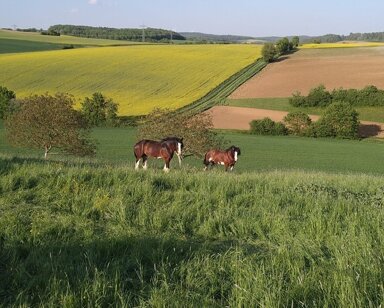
203, 146, 241, 171
134, 137, 183, 172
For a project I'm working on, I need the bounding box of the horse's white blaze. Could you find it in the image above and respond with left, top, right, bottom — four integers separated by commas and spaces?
135, 160, 140, 170
177, 142, 182, 155
234, 151, 238, 162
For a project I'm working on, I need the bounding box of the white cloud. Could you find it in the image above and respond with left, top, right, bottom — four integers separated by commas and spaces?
88, 0, 98, 5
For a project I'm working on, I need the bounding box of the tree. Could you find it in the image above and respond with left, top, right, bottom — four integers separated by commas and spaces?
0, 86, 16, 119
5, 93, 96, 159
249, 118, 288, 135
283, 111, 312, 136
261, 43, 277, 63
137, 108, 227, 157
276, 37, 291, 54
81, 92, 119, 126
291, 36, 300, 47
315, 102, 359, 139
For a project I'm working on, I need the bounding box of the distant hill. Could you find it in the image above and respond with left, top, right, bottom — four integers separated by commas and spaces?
180, 32, 256, 42
49, 25, 185, 42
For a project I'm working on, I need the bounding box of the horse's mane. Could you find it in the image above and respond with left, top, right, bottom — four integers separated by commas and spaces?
161, 136, 182, 142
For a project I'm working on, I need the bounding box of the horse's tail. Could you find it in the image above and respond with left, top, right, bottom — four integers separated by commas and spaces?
203, 151, 210, 166
134, 140, 145, 159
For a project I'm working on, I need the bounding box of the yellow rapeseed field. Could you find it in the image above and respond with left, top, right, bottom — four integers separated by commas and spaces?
300, 41, 384, 49
0, 44, 261, 115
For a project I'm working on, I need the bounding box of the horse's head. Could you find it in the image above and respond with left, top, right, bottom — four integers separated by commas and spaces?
161, 137, 184, 156
228, 145, 241, 159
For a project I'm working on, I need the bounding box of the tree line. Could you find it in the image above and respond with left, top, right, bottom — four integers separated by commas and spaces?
261, 36, 299, 62
0, 86, 224, 160
48, 25, 186, 42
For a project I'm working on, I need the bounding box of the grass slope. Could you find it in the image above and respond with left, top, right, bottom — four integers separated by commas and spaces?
0, 44, 261, 115
0, 38, 78, 54
227, 97, 384, 123
0, 157, 383, 306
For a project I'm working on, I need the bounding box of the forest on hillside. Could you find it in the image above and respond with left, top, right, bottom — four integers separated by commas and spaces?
48, 25, 185, 42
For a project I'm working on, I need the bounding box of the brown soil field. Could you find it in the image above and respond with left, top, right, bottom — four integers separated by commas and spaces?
230, 47, 384, 99
208, 106, 384, 138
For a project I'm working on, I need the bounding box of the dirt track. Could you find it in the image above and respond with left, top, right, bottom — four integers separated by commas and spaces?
230, 47, 384, 98
208, 106, 384, 138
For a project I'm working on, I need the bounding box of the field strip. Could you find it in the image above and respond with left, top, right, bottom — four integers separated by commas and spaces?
207, 106, 384, 137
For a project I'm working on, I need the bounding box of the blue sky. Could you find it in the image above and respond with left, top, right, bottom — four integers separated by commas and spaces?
1, 0, 383, 37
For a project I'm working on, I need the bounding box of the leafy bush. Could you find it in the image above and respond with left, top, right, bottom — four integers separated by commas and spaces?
283, 112, 312, 136
5, 93, 96, 158
0, 86, 16, 119
81, 92, 119, 127
261, 43, 277, 63
289, 91, 307, 107
315, 102, 359, 139
306, 84, 332, 107
249, 118, 288, 135
290, 84, 384, 107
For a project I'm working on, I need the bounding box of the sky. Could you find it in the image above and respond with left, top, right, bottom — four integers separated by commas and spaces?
1, 0, 384, 37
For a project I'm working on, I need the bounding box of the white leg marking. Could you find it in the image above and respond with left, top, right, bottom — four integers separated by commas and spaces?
234, 151, 238, 162
230, 166, 234, 171
135, 160, 140, 170
163, 164, 170, 172
143, 161, 148, 170
177, 142, 182, 155
176, 153, 182, 166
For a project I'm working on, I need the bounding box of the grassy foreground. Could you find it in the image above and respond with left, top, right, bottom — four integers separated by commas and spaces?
0, 156, 383, 306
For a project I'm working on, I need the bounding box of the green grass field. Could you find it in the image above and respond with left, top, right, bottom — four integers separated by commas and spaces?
0, 155, 383, 306
0, 29, 142, 53
226, 97, 384, 123
2, 122, 384, 174
0, 44, 261, 115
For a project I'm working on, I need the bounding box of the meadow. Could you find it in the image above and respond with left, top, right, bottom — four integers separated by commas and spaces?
0, 42, 261, 115
0, 154, 383, 306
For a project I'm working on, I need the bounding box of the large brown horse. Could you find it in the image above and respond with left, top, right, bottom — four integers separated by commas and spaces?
203, 146, 241, 171
134, 137, 183, 172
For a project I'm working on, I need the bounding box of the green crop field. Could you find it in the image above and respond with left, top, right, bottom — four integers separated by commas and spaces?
0, 154, 383, 306
0, 29, 142, 50
0, 43, 261, 115
226, 97, 384, 123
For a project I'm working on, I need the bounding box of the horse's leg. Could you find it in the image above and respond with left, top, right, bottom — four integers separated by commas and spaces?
225, 164, 229, 172
163, 158, 170, 172
142, 155, 148, 170
176, 153, 182, 167
135, 157, 141, 170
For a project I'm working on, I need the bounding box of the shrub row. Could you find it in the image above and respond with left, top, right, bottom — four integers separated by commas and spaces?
290, 84, 384, 107
250, 102, 359, 139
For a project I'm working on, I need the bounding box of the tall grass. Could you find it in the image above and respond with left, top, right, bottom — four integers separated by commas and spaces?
0, 155, 383, 306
